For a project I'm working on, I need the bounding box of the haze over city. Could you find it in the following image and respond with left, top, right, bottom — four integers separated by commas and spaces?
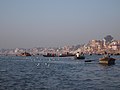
0, 0, 120, 49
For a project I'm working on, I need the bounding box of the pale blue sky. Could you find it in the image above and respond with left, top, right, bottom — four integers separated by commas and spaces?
0, 0, 120, 48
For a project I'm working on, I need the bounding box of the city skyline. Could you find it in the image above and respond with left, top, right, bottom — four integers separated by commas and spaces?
0, 0, 120, 49
0, 35, 119, 50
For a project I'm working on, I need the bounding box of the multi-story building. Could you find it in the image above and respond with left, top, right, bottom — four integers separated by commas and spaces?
108, 41, 120, 51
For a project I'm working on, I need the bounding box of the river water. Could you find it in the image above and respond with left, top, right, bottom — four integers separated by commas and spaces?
0, 55, 120, 90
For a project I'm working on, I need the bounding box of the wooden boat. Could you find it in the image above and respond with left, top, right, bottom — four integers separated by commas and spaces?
17, 52, 31, 56
75, 55, 85, 59
43, 53, 57, 57
99, 57, 116, 65
59, 53, 75, 57
43, 53, 75, 57
43, 55, 57, 57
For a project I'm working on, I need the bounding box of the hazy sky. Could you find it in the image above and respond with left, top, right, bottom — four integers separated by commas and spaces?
0, 0, 120, 49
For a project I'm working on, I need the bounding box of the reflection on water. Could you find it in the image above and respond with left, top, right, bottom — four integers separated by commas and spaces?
0, 55, 120, 90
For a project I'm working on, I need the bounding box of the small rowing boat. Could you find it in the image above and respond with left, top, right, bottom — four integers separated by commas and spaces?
75, 55, 85, 59
99, 57, 116, 65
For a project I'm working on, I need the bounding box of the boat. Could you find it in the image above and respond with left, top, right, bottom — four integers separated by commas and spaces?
59, 53, 75, 57
99, 57, 116, 65
75, 55, 85, 59
43, 53, 75, 57
43, 53, 57, 57
43, 54, 57, 57
75, 52, 85, 59
17, 52, 31, 56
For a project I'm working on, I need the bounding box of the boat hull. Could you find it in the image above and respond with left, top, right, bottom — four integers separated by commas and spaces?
99, 57, 115, 65
75, 56, 85, 59
17, 52, 31, 56
43, 55, 57, 57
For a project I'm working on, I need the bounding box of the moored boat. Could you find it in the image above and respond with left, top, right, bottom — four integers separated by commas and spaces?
43, 53, 75, 57
43, 53, 57, 57
59, 53, 75, 57
43, 54, 57, 57
17, 52, 31, 56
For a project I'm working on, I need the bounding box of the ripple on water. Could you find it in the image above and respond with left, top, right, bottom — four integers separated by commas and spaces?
0, 56, 120, 90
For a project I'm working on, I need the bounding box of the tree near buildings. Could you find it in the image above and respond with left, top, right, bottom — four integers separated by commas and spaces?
103, 35, 113, 43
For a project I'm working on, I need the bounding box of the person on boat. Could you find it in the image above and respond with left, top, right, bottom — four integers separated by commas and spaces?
80, 52, 84, 56
104, 51, 110, 58
76, 52, 80, 57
